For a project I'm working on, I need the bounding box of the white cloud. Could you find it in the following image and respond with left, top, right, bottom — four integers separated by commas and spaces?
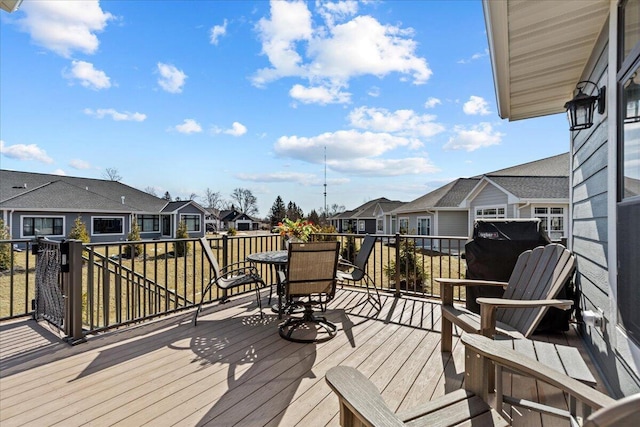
348, 107, 444, 139
252, 1, 432, 104
443, 123, 504, 152
157, 63, 187, 93
0, 140, 53, 163
52, 169, 67, 176
66, 60, 111, 90
463, 95, 490, 115
69, 159, 92, 169
84, 108, 146, 121
424, 97, 441, 109
225, 122, 247, 136
174, 119, 202, 134
367, 86, 380, 97
457, 49, 489, 64
210, 19, 228, 45
289, 84, 351, 105
237, 171, 349, 186
330, 157, 439, 176
17, 0, 113, 58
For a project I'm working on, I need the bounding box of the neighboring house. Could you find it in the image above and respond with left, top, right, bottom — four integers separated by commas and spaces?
388, 153, 570, 243
483, 0, 639, 397
204, 208, 220, 233
329, 198, 404, 234
372, 200, 405, 234
218, 207, 258, 231
0, 170, 206, 242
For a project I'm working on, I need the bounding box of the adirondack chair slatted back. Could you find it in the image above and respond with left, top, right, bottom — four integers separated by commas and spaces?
497, 243, 576, 337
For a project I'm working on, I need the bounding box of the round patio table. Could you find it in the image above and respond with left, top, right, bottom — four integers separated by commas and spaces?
247, 250, 289, 316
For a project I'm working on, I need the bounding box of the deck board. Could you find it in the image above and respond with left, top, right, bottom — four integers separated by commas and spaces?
0, 288, 602, 427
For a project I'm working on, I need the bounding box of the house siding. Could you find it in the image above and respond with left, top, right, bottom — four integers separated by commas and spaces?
469, 185, 509, 216
571, 30, 640, 397
437, 211, 468, 237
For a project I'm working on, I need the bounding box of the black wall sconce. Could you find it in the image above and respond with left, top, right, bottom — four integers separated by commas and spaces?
564, 80, 606, 131
623, 73, 640, 123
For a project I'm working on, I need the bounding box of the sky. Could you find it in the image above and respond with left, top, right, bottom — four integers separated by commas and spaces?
0, 0, 570, 218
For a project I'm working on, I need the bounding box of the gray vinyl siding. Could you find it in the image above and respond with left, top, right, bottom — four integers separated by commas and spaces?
571, 32, 640, 397
437, 211, 468, 237
469, 185, 510, 217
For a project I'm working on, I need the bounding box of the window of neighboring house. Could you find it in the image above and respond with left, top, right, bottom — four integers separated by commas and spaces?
358, 220, 365, 232
398, 218, 409, 234
417, 217, 431, 236
377, 218, 383, 232
533, 207, 566, 240
137, 215, 160, 232
342, 219, 349, 231
475, 206, 506, 219
92, 217, 124, 235
181, 214, 201, 232
391, 216, 397, 234
21, 216, 64, 237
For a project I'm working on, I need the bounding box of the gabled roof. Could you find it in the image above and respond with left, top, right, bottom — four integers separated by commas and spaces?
1, 169, 167, 213
161, 200, 207, 214
333, 197, 403, 220
393, 153, 570, 214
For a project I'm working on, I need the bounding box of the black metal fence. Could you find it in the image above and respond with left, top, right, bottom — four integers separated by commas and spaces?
0, 233, 467, 340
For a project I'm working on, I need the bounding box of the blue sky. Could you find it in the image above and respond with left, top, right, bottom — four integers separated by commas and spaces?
0, 0, 569, 217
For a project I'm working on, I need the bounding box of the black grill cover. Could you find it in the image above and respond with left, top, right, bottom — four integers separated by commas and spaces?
464, 219, 572, 332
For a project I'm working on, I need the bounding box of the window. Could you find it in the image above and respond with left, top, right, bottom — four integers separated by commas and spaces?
398, 218, 409, 234
358, 220, 365, 232
342, 219, 349, 231
180, 214, 201, 232
475, 206, 506, 219
22, 216, 64, 237
534, 207, 566, 240
137, 215, 160, 232
377, 218, 383, 232
417, 217, 430, 235
92, 217, 124, 235
391, 216, 397, 234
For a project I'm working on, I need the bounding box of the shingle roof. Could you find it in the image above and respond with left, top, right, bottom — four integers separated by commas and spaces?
0, 169, 167, 212
393, 178, 480, 213
484, 153, 569, 178
488, 176, 569, 199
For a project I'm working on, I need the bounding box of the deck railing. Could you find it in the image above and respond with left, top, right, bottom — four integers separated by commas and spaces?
0, 233, 467, 339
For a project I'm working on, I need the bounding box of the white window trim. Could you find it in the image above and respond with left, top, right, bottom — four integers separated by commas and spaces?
137, 214, 160, 233
91, 216, 125, 236
532, 204, 567, 239
417, 216, 431, 236
20, 215, 65, 238
180, 213, 201, 233
398, 217, 409, 233
358, 220, 366, 231
474, 204, 507, 219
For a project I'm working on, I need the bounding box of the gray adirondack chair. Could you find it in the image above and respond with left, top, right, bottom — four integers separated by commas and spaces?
436, 243, 576, 352
326, 333, 640, 427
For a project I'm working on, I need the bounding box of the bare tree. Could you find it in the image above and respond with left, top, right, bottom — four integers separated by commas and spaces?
230, 188, 258, 216
189, 192, 198, 201
103, 167, 122, 181
202, 188, 223, 209
144, 186, 158, 197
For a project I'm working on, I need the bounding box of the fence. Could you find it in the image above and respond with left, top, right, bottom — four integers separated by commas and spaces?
0, 233, 467, 340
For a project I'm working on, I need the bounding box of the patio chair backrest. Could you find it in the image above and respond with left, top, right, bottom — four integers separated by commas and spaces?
285, 241, 340, 299
498, 243, 576, 337
199, 237, 222, 280
351, 235, 377, 281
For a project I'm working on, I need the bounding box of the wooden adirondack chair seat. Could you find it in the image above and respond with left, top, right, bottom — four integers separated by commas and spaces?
326, 334, 640, 427
435, 243, 576, 352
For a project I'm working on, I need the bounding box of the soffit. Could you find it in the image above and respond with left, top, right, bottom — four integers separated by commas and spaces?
484, 0, 610, 121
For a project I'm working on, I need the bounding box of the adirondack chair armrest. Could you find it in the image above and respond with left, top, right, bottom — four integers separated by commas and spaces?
435, 278, 509, 288
476, 298, 573, 337
476, 298, 574, 310
461, 334, 616, 412
325, 366, 405, 427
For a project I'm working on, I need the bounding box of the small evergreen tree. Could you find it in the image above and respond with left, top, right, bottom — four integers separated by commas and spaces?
0, 219, 11, 271
174, 220, 190, 257
269, 196, 287, 227
68, 216, 90, 243
124, 218, 142, 258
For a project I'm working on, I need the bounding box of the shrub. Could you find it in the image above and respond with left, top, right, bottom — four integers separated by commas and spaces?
174, 220, 190, 257
68, 216, 90, 243
384, 238, 426, 290
124, 219, 142, 258
227, 227, 237, 236
0, 219, 11, 271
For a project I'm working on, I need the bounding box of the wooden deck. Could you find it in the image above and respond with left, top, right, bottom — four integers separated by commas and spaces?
0, 288, 602, 427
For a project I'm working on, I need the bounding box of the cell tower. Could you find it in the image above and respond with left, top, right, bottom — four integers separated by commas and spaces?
324, 146, 328, 216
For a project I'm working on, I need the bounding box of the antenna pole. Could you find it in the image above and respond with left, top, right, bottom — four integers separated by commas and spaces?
324, 146, 327, 216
